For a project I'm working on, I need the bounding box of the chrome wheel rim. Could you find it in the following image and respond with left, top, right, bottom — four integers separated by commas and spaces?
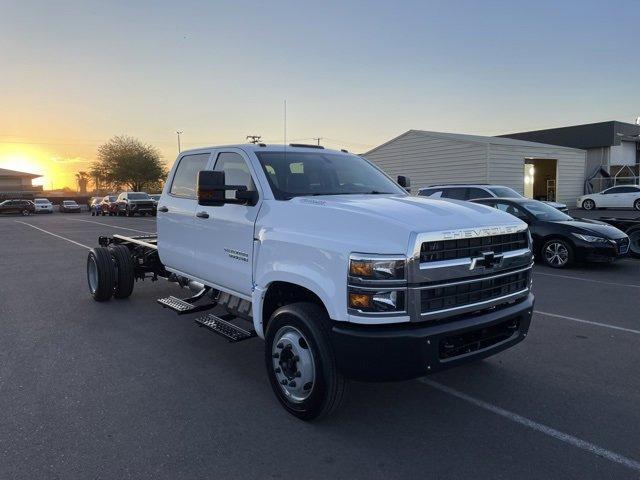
272, 326, 315, 403
544, 242, 569, 266
87, 256, 98, 293
583, 200, 594, 210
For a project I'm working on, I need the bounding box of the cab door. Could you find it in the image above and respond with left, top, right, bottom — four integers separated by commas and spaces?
190, 149, 262, 298
157, 152, 212, 274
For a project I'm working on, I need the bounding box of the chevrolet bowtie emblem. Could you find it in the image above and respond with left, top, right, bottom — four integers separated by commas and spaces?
469, 251, 503, 270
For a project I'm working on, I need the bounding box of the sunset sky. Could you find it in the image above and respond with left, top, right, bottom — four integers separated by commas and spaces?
1, 0, 639, 189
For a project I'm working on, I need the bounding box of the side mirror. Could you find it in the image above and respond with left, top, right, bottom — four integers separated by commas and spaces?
397, 175, 411, 193
197, 171, 226, 206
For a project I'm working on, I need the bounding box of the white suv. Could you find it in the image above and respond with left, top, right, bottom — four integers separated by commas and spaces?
418, 184, 568, 212
33, 198, 53, 213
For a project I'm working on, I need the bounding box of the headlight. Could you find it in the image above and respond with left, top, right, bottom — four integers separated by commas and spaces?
348, 289, 405, 312
572, 233, 607, 243
348, 254, 406, 314
349, 254, 405, 280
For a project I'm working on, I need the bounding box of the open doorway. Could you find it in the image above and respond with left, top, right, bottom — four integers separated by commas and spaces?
524, 158, 558, 201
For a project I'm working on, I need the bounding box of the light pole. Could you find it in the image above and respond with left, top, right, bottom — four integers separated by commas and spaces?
176, 130, 183, 153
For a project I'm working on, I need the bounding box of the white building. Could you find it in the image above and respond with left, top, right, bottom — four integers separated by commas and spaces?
364, 130, 586, 206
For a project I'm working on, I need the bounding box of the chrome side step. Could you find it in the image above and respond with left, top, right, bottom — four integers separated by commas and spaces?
157, 287, 216, 314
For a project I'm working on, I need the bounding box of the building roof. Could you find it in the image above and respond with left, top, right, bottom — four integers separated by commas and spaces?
0, 167, 42, 178
364, 129, 584, 156
499, 121, 640, 149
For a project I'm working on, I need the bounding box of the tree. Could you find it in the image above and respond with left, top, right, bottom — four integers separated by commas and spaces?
93, 136, 166, 192
75, 171, 90, 194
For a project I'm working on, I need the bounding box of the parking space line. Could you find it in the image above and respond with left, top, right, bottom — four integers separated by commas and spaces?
534, 271, 640, 289
65, 218, 154, 234
15, 221, 91, 250
419, 378, 640, 473
535, 310, 640, 335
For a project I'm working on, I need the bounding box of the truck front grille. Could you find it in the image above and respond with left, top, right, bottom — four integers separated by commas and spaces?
420, 232, 527, 263
420, 268, 530, 314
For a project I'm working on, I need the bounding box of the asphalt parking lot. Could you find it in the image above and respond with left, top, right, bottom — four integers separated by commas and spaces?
1, 212, 639, 479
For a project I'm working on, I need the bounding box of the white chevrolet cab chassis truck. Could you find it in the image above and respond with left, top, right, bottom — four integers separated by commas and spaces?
87, 143, 535, 420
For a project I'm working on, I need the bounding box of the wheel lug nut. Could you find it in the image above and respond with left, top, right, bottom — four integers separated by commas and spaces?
303, 382, 312, 391
288, 381, 296, 387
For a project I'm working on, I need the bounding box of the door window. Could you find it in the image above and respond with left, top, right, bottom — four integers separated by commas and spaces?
602, 187, 623, 194
419, 188, 442, 197
466, 187, 490, 200
214, 152, 256, 201
170, 153, 211, 198
441, 188, 468, 200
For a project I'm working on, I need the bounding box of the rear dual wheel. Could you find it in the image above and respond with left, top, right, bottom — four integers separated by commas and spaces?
87, 245, 135, 301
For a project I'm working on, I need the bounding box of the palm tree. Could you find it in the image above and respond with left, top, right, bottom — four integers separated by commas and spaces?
75, 171, 90, 194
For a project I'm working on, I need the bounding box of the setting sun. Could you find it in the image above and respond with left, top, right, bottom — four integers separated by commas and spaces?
0, 144, 90, 190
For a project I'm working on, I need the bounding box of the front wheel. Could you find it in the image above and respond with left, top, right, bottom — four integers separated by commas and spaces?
21, 209, 30, 216
634, 199, 640, 211
265, 303, 347, 421
582, 199, 595, 210
542, 238, 573, 268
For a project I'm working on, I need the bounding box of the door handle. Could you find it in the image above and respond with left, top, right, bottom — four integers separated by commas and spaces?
196, 211, 209, 219
158, 206, 169, 213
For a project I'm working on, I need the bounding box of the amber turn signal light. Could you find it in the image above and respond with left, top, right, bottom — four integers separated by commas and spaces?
349, 260, 373, 277
349, 292, 372, 309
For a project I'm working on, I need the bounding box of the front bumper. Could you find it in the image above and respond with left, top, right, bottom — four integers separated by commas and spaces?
331, 293, 534, 382
573, 240, 628, 262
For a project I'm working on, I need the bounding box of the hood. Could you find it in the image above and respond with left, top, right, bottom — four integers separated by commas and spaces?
260, 194, 526, 254
558, 218, 626, 239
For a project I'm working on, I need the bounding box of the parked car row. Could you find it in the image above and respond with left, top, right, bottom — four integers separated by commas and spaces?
418, 183, 634, 267
0, 198, 83, 215
90, 192, 159, 217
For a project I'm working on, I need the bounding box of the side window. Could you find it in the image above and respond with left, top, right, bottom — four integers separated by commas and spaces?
170, 153, 210, 198
419, 188, 442, 197
603, 187, 622, 194
495, 202, 528, 221
214, 152, 257, 201
442, 188, 468, 200
466, 188, 490, 200
618, 186, 639, 193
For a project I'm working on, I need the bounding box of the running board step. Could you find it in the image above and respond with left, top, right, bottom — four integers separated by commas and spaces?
195, 314, 256, 342
157, 296, 216, 314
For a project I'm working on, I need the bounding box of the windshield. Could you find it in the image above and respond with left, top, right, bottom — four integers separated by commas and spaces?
34, 199, 49, 203
63, 201, 77, 205
488, 186, 523, 198
520, 201, 571, 221
108, 196, 116, 202
255, 151, 405, 200
128, 193, 149, 200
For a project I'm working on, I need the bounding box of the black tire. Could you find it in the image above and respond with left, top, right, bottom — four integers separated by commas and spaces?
21, 209, 30, 216
109, 244, 135, 298
627, 227, 640, 259
140, 212, 146, 216
87, 247, 115, 301
634, 199, 640, 212
127, 209, 134, 217
582, 199, 596, 211
101, 211, 106, 216
265, 302, 347, 421
541, 238, 574, 268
